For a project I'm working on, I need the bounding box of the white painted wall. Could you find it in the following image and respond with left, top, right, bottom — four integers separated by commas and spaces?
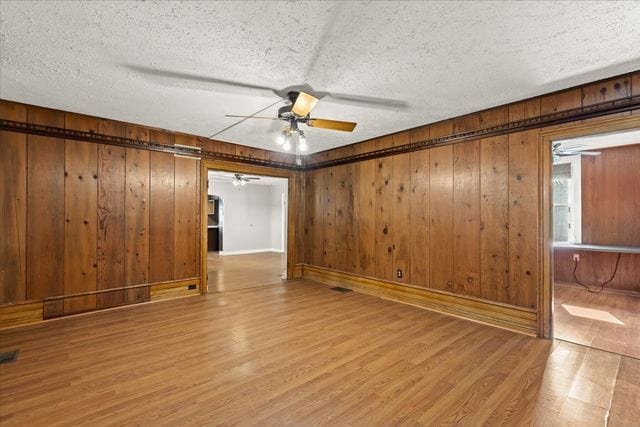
209, 179, 286, 254
269, 183, 286, 251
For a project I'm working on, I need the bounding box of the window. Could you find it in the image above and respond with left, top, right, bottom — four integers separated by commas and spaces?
552, 156, 581, 243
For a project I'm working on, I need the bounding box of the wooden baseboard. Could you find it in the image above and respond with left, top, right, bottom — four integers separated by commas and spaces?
291, 264, 304, 279
0, 301, 44, 329
302, 265, 538, 336
1, 278, 202, 329
150, 278, 201, 301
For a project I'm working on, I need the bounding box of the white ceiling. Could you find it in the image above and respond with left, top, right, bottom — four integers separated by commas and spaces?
1, 1, 639, 154
557, 129, 640, 150
208, 170, 287, 187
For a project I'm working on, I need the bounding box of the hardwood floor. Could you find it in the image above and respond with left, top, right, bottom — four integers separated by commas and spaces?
1, 280, 638, 426
207, 251, 285, 292
554, 283, 640, 359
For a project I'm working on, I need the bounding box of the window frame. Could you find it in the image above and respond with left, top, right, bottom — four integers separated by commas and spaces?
552, 155, 582, 244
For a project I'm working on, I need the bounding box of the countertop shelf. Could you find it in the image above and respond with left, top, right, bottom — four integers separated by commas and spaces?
553, 242, 640, 254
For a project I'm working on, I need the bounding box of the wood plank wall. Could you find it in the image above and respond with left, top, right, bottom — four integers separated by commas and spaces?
303, 72, 639, 310
581, 144, 640, 246
554, 143, 640, 294
0, 100, 297, 318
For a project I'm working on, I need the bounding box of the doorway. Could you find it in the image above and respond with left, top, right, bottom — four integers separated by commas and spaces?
205, 169, 288, 292
548, 126, 640, 358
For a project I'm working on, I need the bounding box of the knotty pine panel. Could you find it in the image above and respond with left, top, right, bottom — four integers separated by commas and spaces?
26, 107, 65, 301
479, 106, 509, 129
149, 131, 176, 283
322, 168, 336, 270
357, 159, 376, 277
429, 145, 454, 292
508, 130, 539, 309
375, 156, 394, 281
541, 88, 582, 115
581, 144, 640, 246
582, 75, 631, 106
0, 101, 27, 304
409, 149, 430, 288
334, 165, 348, 272
311, 170, 325, 266
64, 139, 98, 313
479, 136, 510, 303
125, 146, 150, 303
174, 151, 200, 279
97, 144, 126, 308
303, 171, 315, 264
452, 140, 480, 297
345, 163, 359, 274
452, 114, 480, 134
392, 153, 411, 284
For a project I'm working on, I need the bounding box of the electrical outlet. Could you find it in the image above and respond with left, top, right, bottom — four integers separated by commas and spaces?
396, 269, 403, 279
572, 254, 580, 262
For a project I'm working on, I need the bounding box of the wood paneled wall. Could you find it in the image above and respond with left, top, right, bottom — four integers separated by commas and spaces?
581, 144, 640, 246
551, 143, 640, 294
0, 102, 201, 314
304, 130, 540, 308
554, 249, 639, 294
0, 100, 303, 323
303, 71, 639, 312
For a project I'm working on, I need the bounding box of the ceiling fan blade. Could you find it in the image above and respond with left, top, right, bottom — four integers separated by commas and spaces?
291, 92, 319, 116
317, 91, 409, 110
225, 115, 278, 120
125, 64, 278, 93
579, 151, 601, 156
210, 99, 283, 138
307, 118, 357, 132
245, 177, 261, 180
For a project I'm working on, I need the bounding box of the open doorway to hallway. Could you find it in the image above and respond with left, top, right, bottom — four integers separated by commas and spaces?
206, 170, 288, 292
551, 128, 640, 359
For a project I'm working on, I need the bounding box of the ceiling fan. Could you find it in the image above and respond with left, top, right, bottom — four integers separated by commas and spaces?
553, 142, 601, 161
225, 91, 357, 153
213, 173, 261, 187
124, 66, 408, 155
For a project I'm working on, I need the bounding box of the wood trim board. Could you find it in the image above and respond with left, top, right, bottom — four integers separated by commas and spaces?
302, 264, 537, 336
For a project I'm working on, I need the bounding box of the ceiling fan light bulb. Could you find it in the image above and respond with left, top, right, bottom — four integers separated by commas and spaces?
276, 133, 285, 145
232, 180, 240, 186
240, 180, 247, 186
283, 141, 292, 151
299, 141, 308, 152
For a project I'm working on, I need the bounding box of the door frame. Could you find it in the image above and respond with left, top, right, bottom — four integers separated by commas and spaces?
538, 114, 640, 338
200, 159, 302, 294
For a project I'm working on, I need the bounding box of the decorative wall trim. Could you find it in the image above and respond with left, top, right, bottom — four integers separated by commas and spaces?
302, 265, 538, 336
149, 278, 201, 301
3, 95, 638, 173
307, 94, 640, 170
0, 119, 304, 171
0, 301, 43, 329
0, 278, 201, 329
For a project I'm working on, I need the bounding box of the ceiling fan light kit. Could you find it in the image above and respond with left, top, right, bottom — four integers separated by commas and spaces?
226, 90, 357, 155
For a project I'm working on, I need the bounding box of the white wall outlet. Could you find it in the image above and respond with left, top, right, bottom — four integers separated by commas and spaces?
572, 254, 580, 262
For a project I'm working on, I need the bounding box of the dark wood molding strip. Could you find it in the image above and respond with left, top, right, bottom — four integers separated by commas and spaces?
3, 94, 638, 172
307, 94, 640, 170
0, 119, 305, 171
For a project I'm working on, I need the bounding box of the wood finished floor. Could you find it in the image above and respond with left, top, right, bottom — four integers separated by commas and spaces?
554, 284, 640, 359
1, 280, 638, 426
207, 251, 285, 292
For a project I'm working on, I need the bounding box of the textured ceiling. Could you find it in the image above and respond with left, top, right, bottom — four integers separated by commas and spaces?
1, 1, 639, 154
